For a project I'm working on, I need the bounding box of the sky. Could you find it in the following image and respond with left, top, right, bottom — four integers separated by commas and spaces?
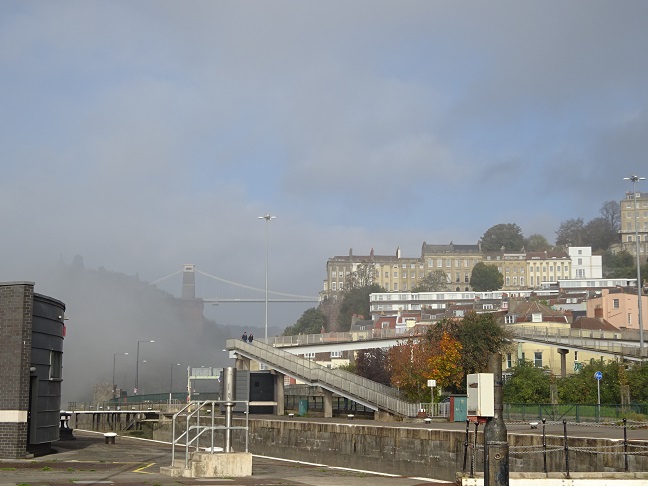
2, 1, 648, 345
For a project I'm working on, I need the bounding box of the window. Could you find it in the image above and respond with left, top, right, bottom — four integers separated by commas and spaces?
513, 277, 517, 285
574, 351, 578, 361
339, 282, 343, 291
578, 258, 582, 265
578, 249, 582, 255
613, 299, 620, 309
445, 259, 451, 267
393, 283, 398, 290
534, 352, 543, 368
506, 276, 510, 286
464, 273, 469, 283
628, 313, 632, 325
331, 351, 342, 358
304, 352, 315, 359
394, 272, 398, 278
506, 353, 512, 368
332, 282, 336, 291
520, 277, 525, 286
385, 272, 389, 278
402, 263, 407, 269
50, 351, 63, 380
403, 283, 407, 290
331, 271, 337, 278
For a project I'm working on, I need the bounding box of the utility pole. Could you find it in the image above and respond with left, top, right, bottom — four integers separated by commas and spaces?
484, 353, 509, 486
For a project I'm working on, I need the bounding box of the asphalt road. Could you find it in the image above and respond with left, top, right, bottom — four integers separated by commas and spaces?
0, 430, 452, 486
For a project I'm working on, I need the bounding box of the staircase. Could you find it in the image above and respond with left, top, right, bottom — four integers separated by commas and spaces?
226, 339, 419, 418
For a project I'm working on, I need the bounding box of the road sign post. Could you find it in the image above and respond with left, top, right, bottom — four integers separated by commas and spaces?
595, 371, 602, 422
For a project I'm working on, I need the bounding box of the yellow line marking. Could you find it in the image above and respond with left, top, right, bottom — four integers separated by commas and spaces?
133, 462, 156, 474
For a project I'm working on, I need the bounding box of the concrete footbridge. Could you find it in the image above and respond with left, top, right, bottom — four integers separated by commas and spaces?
225, 339, 419, 419
263, 325, 647, 361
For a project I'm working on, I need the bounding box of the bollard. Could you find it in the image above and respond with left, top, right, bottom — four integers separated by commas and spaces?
104, 432, 117, 444
623, 418, 629, 472
542, 418, 547, 474
563, 420, 570, 478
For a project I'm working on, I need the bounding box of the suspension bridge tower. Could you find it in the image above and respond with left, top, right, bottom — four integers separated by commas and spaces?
181, 264, 205, 334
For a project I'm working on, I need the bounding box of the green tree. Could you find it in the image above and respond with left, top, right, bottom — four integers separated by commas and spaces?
502, 360, 552, 403
557, 360, 621, 404
524, 234, 552, 252
583, 217, 618, 252
555, 217, 585, 246
602, 250, 635, 278
469, 262, 503, 291
480, 223, 525, 251
627, 362, 648, 403
282, 307, 327, 336
338, 283, 385, 331
412, 270, 449, 292
600, 200, 621, 231
356, 348, 391, 385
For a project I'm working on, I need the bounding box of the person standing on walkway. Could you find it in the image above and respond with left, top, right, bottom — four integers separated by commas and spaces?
242, 331, 248, 342
248, 334, 254, 344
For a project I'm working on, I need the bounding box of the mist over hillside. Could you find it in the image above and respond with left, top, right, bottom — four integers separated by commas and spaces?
27, 258, 263, 405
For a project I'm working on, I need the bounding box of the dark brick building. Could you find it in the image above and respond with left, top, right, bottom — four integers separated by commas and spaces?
0, 282, 66, 458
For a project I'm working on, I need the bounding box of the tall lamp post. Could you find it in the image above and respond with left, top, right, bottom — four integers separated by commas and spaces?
624, 175, 645, 357
169, 362, 181, 403
112, 352, 128, 399
258, 213, 276, 340
135, 339, 155, 394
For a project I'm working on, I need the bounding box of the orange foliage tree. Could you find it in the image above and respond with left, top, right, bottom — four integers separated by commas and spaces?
388, 331, 463, 403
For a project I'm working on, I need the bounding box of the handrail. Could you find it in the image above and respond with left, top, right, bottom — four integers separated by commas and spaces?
170, 400, 249, 469
226, 339, 419, 417
508, 326, 646, 358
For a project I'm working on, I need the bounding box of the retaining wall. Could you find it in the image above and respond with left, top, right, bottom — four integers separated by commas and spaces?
146, 417, 648, 482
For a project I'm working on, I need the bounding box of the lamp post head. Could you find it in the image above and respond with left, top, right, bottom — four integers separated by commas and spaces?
258, 213, 276, 221
625, 175, 645, 183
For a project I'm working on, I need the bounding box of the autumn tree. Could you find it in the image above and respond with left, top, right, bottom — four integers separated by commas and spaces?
426, 331, 463, 400
480, 223, 525, 251
388, 332, 463, 402
428, 312, 512, 392
355, 348, 391, 385
388, 337, 431, 402
469, 262, 503, 291
412, 270, 449, 292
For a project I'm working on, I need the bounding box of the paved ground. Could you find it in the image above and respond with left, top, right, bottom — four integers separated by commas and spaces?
0, 430, 452, 486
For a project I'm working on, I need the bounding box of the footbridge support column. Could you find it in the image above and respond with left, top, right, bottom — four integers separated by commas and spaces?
322, 389, 333, 418
274, 371, 285, 416
557, 348, 569, 378
235, 355, 251, 371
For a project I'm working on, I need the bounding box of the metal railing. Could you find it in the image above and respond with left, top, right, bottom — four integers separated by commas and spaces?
171, 400, 249, 469
227, 339, 420, 417
509, 326, 647, 359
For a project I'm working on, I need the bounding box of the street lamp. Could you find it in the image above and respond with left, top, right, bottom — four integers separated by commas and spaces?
624, 175, 645, 356
258, 213, 276, 340
135, 340, 155, 394
169, 363, 181, 402
112, 352, 128, 399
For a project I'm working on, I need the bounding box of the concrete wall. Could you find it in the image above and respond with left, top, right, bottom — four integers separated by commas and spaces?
147, 417, 648, 482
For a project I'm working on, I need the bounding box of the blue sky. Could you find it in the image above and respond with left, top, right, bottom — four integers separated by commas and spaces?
2, 1, 648, 330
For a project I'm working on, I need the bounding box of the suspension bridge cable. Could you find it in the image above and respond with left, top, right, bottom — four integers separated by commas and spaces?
195, 269, 318, 300
150, 269, 184, 285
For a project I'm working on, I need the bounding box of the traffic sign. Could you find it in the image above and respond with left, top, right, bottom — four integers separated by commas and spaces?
594, 371, 602, 381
